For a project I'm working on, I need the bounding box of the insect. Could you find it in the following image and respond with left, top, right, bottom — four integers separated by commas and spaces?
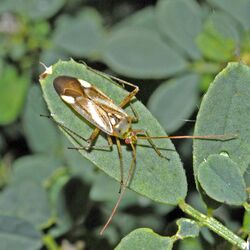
41, 65, 234, 235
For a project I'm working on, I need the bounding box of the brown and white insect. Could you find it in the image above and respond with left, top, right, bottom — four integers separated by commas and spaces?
42, 69, 233, 235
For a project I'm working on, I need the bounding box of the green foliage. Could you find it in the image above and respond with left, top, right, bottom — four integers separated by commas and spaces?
1, 0, 250, 249
115, 228, 174, 250
22, 85, 62, 154
194, 63, 250, 174
0, 216, 42, 250
156, 0, 202, 59
0, 65, 29, 125
53, 8, 105, 58
103, 28, 187, 78
197, 155, 247, 205
147, 74, 199, 133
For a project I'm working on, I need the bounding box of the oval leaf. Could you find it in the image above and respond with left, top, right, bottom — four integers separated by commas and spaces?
1, 0, 65, 20
0, 216, 42, 250
0, 181, 51, 227
0, 65, 29, 125
194, 63, 250, 175
156, 0, 202, 59
11, 155, 61, 185
197, 154, 247, 205
147, 73, 199, 133
207, 0, 250, 30
53, 9, 105, 58
102, 28, 187, 79
113, 6, 156, 32
115, 228, 173, 250
40, 60, 187, 205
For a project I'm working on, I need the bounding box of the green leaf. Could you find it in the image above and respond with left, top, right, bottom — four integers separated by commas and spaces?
147, 73, 199, 133
53, 8, 105, 58
0, 181, 51, 227
196, 12, 238, 62
156, 0, 202, 59
40, 60, 187, 205
113, 6, 157, 32
0, 0, 65, 20
176, 218, 200, 239
11, 155, 62, 185
63, 138, 97, 184
194, 63, 250, 176
207, 0, 250, 30
90, 173, 138, 209
0, 216, 42, 250
197, 154, 247, 205
22, 85, 62, 154
102, 28, 187, 79
0, 65, 29, 125
115, 228, 174, 250
48, 176, 73, 238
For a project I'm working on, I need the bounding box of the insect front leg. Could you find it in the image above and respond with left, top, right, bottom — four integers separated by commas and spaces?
135, 130, 169, 160
40, 114, 112, 151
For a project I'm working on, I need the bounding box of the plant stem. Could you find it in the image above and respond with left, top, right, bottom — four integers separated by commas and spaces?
43, 234, 60, 250
179, 200, 247, 250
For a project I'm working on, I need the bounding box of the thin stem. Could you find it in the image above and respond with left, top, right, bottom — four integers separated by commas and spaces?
42, 234, 60, 250
179, 200, 247, 250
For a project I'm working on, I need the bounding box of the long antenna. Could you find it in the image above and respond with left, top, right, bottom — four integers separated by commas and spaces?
137, 134, 237, 141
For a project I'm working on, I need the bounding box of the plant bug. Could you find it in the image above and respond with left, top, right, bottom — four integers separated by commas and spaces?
40, 63, 236, 235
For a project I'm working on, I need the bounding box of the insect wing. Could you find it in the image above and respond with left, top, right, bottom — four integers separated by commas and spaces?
53, 76, 128, 135
74, 95, 113, 134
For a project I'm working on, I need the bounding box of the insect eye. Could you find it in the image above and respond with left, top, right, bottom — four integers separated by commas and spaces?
125, 138, 130, 144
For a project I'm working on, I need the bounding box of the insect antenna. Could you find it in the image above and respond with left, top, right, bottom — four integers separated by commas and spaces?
136, 134, 238, 141
100, 143, 137, 235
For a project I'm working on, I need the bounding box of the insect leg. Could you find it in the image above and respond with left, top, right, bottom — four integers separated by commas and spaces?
103, 74, 140, 109
85, 65, 139, 121
117, 83, 139, 122
85, 127, 100, 150
100, 142, 137, 235
128, 103, 139, 123
40, 114, 111, 151
134, 129, 169, 160
118, 84, 139, 108
115, 137, 124, 193
68, 128, 113, 151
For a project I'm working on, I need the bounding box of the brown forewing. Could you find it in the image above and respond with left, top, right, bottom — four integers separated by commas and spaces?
54, 76, 129, 135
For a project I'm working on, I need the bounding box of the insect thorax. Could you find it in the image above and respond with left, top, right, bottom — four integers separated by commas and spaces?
113, 116, 132, 139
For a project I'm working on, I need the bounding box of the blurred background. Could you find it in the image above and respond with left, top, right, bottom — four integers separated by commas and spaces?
0, 0, 250, 249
